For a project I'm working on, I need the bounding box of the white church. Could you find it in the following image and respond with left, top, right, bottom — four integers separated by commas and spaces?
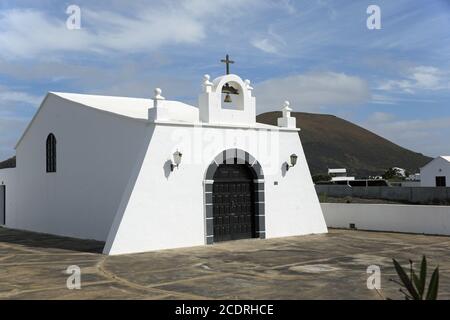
0, 58, 327, 255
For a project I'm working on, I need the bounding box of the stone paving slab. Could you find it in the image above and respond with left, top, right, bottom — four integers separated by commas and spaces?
0, 226, 449, 299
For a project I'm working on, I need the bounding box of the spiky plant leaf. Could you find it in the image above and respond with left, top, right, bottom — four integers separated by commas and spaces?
409, 259, 413, 283
412, 270, 423, 299
418, 255, 427, 297
425, 267, 439, 300
392, 258, 420, 300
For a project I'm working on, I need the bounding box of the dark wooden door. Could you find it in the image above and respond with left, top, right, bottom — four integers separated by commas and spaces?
212, 164, 255, 242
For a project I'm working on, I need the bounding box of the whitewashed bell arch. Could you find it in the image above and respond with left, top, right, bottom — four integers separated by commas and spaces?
199, 73, 256, 125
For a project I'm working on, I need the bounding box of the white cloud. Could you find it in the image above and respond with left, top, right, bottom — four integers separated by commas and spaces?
0, 86, 42, 106
0, 9, 93, 58
0, 8, 204, 58
370, 93, 437, 105
83, 9, 205, 52
180, 0, 256, 17
251, 38, 279, 54
411, 66, 442, 89
377, 65, 450, 94
254, 72, 370, 113
251, 27, 287, 55
0, 86, 43, 159
0, 1, 256, 59
317, 0, 337, 20
363, 115, 450, 157
368, 112, 396, 123
0, 116, 28, 160
370, 94, 398, 105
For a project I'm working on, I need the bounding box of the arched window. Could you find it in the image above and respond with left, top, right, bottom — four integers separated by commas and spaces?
46, 133, 56, 173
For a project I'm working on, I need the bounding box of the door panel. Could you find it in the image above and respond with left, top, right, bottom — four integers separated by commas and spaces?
212, 164, 255, 242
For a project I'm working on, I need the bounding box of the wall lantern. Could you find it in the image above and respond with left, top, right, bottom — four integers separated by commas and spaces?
286, 154, 298, 171
171, 150, 183, 171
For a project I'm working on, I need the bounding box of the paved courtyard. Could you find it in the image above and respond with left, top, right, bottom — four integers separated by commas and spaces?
0, 227, 449, 299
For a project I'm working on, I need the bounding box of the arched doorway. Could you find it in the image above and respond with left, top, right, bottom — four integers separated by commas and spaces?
212, 163, 255, 242
204, 149, 265, 244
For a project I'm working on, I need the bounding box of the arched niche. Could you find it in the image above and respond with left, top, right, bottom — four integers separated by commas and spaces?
220, 80, 245, 110
203, 148, 265, 244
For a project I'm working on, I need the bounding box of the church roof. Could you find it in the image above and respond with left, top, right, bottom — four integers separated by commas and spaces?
49, 92, 281, 130
50, 92, 198, 120
15, 88, 295, 150
420, 155, 450, 170
14, 92, 200, 149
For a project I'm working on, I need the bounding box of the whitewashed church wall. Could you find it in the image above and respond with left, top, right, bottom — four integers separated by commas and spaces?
10, 95, 151, 241
264, 131, 327, 239
104, 124, 327, 255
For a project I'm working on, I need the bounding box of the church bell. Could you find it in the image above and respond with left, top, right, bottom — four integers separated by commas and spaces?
224, 93, 232, 103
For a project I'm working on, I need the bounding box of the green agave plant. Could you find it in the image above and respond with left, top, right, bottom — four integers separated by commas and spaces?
390, 255, 439, 300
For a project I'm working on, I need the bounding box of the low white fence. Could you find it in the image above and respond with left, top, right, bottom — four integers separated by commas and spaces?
322, 203, 450, 236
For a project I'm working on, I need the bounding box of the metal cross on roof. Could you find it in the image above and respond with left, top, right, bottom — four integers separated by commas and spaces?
221, 54, 234, 75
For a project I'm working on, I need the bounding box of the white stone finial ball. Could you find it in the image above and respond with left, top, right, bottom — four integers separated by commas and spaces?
154, 88, 165, 100
244, 79, 254, 90
204, 74, 210, 81
284, 100, 290, 107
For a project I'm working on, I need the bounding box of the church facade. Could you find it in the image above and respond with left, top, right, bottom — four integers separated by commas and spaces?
0, 71, 327, 255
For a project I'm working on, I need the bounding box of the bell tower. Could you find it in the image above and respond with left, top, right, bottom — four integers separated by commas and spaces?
198, 56, 256, 125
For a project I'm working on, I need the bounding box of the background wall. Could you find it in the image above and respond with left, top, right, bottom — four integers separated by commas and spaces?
316, 185, 450, 205
322, 203, 450, 236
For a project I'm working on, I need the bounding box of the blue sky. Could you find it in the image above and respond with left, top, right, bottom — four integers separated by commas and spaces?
0, 0, 449, 160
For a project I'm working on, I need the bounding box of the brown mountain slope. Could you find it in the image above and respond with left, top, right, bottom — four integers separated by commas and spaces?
257, 111, 432, 177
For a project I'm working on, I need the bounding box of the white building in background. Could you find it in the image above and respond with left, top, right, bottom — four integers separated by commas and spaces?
420, 156, 450, 187
402, 173, 421, 187
406, 173, 421, 181
392, 167, 407, 178
0, 69, 327, 255
328, 168, 355, 182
